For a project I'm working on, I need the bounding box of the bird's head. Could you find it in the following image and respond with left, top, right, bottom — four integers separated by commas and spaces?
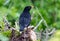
24, 6, 34, 12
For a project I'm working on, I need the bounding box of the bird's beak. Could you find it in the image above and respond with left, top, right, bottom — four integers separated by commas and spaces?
31, 5, 34, 8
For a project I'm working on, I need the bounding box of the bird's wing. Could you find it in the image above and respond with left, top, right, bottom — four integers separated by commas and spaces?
19, 17, 31, 27
24, 17, 31, 27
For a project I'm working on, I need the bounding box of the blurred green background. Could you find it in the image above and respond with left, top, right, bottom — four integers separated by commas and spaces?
0, 0, 60, 41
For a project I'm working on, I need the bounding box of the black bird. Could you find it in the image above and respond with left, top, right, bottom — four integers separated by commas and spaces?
19, 6, 33, 31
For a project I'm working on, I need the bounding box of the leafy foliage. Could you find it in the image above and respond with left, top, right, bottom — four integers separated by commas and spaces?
0, 0, 60, 41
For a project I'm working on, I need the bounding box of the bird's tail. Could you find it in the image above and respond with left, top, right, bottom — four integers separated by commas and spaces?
20, 25, 25, 31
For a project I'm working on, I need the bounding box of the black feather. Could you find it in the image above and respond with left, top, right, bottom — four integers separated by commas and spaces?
19, 6, 31, 31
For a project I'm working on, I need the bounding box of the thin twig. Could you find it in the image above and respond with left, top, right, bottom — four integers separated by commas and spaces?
3, 16, 10, 31
4, 0, 10, 5
48, 28, 56, 35
33, 19, 43, 30
35, 7, 49, 28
